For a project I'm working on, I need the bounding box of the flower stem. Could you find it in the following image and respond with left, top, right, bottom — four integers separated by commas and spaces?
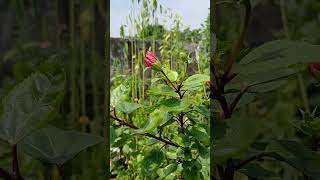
160, 70, 177, 91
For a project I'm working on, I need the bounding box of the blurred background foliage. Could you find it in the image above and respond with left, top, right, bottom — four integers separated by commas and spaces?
0, 0, 107, 179
215, 0, 320, 179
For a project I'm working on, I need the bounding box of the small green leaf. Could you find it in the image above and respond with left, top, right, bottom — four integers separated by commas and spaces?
133, 109, 166, 134
158, 98, 191, 112
116, 101, 142, 114
148, 84, 177, 97
189, 126, 209, 145
157, 163, 178, 178
181, 160, 202, 180
183, 74, 209, 91
162, 68, 178, 82
141, 148, 164, 175
111, 84, 130, 108
110, 127, 116, 144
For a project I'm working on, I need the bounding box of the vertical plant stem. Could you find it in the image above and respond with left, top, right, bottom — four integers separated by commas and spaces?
57, 165, 65, 180
69, 0, 77, 124
280, 0, 290, 40
12, 144, 20, 178
298, 74, 311, 113
80, 41, 87, 125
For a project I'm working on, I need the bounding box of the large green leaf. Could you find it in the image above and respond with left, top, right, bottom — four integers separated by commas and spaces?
212, 117, 260, 165
240, 40, 320, 65
231, 67, 298, 90
20, 127, 103, 165
266, 140, 320, 178
0, 73, 62, 144
231, 40, 320, 90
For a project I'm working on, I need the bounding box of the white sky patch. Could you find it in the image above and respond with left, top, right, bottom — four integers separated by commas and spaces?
110, 0, 209, 37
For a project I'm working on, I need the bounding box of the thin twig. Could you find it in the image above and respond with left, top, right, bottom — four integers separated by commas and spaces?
231, 152, 272, 172
110, 115, 180, 147
224, 1, 251, 76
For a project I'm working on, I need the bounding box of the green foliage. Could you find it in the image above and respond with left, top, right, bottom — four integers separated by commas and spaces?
111, 1, 210, 178
0, 72, 63, 144
20, 127, 103, 165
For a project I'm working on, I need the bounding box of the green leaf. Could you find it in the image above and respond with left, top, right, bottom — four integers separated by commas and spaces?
213, 117, 260, 165
111, 84, 130, 108
189, 126, 209, 145
225, 93, 255, 110
181, 160, 202, 180
212, 120, 227, 140
239, 163, 281, 180
249, 80, 288, 93
162, 68, 178, 82
0, 73, 63, 144
194, 105, 210, 119
116, 101, 142, 114
194, 141, 209, 159
240, 40, 320, 65
20, 127, 103, 165
176, 134, 191, 147
141, 148, 164, 175
133, 109, 166, 134
266, 140, 320, 178
232, 66, 298, 89
183, 74, 209, 91
157, 163, 178, 178
148, 84, 178, 97
158, 98, 191, 112
231, 40, 320, 89
110, 127, 116, 144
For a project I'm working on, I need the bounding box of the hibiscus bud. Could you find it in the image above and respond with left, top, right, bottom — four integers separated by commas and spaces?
144, 51, 162, 71
308, 63, 320, 80
144, 51, 157, 67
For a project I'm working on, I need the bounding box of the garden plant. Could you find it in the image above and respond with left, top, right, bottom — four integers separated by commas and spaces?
110, 0, 210, 179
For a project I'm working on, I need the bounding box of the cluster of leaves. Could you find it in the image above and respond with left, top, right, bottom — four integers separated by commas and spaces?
111, 69, 210, 179
0, 63, 103, 179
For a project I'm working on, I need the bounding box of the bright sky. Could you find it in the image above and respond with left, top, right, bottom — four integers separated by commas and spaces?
111, 0, 209, 37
